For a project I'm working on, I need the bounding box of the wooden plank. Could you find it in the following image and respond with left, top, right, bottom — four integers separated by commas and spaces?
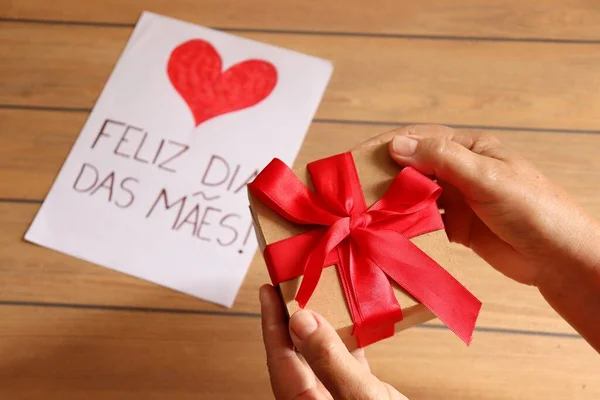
2, 109, 600, 215
4, 0, 600, 41
0, 305, 597, 399
0, 201, 576, 335
3, 109, 600, 334
3, 22, 600, 130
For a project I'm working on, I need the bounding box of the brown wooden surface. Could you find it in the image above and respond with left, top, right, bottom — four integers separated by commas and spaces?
0, 306, 598, 400
3, 21, 600, 130
5, 0, 600, 41
1, 1, 600, 398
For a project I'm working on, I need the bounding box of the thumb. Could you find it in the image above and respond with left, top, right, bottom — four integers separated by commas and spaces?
389, 135, 501, 198
289, 310, 383, 399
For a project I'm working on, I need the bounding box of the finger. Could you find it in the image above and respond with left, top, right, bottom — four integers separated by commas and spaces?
351, 126, 409, 150
351, 348, 371, 371
260, 285, 322, 399
297, 353, 373, 399
463, 217, 540, 285
298, 355, 335, 399
289, 310, 384, 399
437, 180, 471, 241
260, 285, 294, 359
397, 125, 516, 162
355, 124, 517, 202
389, 134, 506, 202
357, 124, 515, 161
353, 124, 453, 151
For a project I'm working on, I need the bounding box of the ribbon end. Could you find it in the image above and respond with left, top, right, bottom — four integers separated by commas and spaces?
295, 298, 308, 309
295, 283, 315, 309
452, 299, 482, 346
463, 332, 474, 347
294, 285, 310, 309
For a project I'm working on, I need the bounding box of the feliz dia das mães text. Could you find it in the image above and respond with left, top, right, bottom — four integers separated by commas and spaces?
71, 118, 257, 251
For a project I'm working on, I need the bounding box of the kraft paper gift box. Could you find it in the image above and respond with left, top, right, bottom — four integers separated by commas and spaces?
248, 143, 479, 349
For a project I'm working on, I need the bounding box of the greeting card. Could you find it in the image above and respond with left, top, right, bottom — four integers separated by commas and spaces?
25, 12, 333, 307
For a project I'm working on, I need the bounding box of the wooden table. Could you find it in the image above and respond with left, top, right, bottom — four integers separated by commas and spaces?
1, 1, 600, 398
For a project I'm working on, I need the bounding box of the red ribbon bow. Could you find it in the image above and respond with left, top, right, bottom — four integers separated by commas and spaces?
249, 152, 481, 347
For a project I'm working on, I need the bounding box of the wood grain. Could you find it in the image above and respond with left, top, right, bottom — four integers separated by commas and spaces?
3, 22, 600, 130
0, 305, 597, 399
4, 0, 600, 41
3, 109, 600, 334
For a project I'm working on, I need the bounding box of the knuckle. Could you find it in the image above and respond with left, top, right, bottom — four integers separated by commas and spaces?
422, 138, 461, 168
404, 124, 419, 135
471, 131, 502, 154
266, 349, 296, 372
423, 137, 449, 157
476, 130, 500, 144
308, 339, 341, 373
355, 125, 414, 150
267, 348, 295, 365
263, 321, 282, 335
471, 132, 527, 166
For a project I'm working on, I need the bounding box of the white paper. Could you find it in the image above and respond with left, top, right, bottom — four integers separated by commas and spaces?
25, 12, 333, 307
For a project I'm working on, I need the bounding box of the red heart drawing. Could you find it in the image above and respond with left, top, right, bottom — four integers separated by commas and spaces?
167, 39, 278, 127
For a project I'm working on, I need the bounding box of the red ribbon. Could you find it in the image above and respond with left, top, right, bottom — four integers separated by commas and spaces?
249, 152, 481, 347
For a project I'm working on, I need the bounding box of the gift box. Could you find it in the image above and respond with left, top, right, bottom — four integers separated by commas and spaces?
248, 144, 481, 349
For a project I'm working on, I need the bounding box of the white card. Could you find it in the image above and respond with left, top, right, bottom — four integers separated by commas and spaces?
26, 12, 333, 307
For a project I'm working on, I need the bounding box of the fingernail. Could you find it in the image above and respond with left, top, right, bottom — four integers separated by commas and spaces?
290, 310, 318, 342
391, 136, 418, 156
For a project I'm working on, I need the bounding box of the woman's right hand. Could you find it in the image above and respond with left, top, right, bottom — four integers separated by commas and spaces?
359, 125, 600, 351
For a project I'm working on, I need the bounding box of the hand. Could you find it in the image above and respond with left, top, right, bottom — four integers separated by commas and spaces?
259, 284, 408, 400
359, 124, 600, 287
360, 125, 600, 352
